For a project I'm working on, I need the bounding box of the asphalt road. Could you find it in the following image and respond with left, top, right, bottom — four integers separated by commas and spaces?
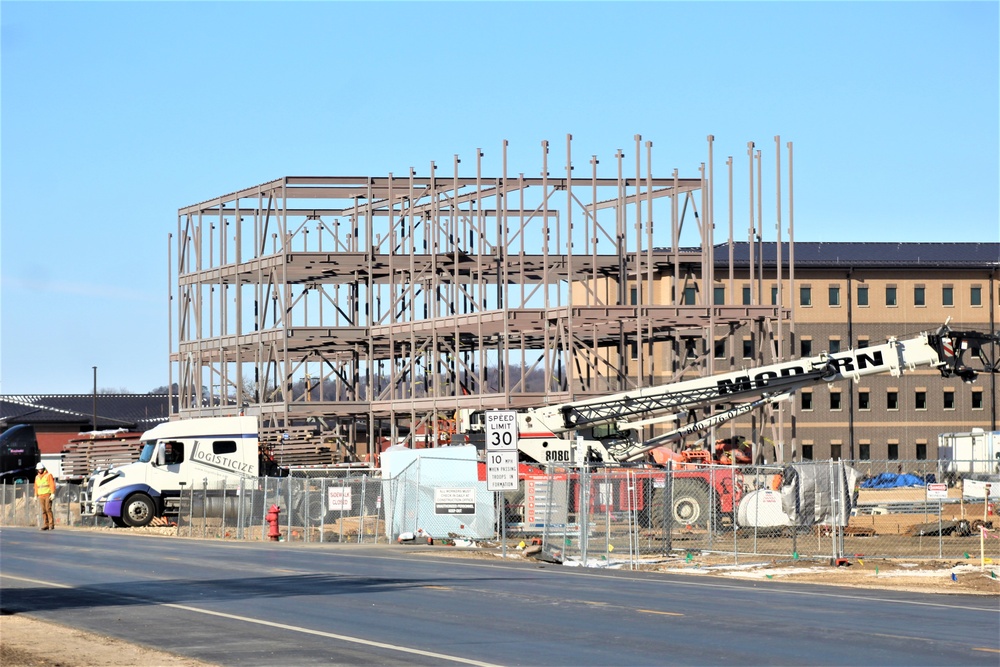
1, 527, 998, 666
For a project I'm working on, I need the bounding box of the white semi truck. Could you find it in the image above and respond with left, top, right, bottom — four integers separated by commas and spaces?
81, 416, 269, 527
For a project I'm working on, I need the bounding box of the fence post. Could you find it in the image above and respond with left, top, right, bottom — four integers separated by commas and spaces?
319, 478, 327, 543
237, 476, 245, 541
338, 477, 346, 544
707, 463, 715, 552
664, 462, 673, 556
221, 479, 228, 538
359, 475, 367, 544
286, 476, 293, 540
732, 462, 738, 564
262, 476, 271, 540
202, 478, 208, 539
579, 466, 588, 566
304, 479, 310, 544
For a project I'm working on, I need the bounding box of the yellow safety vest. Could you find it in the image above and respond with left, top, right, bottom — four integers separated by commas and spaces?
35, 471, 55, 496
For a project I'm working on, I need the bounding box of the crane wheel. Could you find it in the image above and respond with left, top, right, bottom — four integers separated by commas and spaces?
670, 481, 710, 528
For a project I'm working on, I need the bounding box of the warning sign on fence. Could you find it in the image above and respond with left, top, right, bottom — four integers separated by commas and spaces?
926, 483, 948, 500
328, 486, 352, 511
434, 487, 476, 515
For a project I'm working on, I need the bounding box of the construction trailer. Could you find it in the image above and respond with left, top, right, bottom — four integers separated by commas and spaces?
170, 135, 800, 466
938, 428, 1000, 474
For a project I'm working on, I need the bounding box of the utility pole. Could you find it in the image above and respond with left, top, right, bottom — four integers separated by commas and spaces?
92, 366, 97, 432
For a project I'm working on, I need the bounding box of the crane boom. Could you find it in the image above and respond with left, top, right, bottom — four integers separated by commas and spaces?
522, 326, 996, 435
455, 324, 999, 466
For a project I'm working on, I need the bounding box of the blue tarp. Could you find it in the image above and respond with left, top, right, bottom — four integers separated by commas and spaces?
860, 472, 926, 489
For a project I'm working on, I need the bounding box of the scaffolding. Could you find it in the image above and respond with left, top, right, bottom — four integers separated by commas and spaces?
170, 135, 795, 465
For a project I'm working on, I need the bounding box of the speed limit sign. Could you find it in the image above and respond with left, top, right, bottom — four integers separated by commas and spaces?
485, 410, 518, 491
485, 410, 518, 451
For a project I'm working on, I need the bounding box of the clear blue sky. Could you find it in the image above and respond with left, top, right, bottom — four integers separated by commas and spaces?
1, 1, 997, 395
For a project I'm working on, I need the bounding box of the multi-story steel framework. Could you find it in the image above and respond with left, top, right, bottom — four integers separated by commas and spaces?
170, 135, 795, 465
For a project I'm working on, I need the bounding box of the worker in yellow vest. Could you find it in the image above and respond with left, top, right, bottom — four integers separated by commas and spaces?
34, 462, 56, 530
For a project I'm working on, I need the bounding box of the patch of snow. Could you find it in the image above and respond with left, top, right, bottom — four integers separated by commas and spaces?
721, 566, 828, 579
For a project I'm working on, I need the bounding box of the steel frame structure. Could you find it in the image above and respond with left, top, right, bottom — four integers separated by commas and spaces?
170, 135, 796, 464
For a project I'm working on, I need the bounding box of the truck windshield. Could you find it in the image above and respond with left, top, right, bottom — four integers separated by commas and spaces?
138, 442, 156, 463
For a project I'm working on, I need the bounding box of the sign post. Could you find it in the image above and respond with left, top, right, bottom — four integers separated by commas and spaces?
485, 410, 519, 557
927, 482, 947, 557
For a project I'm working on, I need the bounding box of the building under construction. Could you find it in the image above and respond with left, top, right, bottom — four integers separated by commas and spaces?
170, 135, 798, 466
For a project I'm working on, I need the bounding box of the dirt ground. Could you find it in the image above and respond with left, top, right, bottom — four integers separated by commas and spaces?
2, 528, 997, 667
0, 613, 214, 667
423, 544, 1000, 596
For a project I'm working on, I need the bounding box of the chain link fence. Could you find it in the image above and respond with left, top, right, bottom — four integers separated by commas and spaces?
2, 459, 998, 568
519, 459, 1000, 567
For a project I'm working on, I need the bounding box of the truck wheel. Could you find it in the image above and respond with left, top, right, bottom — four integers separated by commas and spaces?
122, 493, 155, 528
299, 496, 329, 525
671, 481, 710, 528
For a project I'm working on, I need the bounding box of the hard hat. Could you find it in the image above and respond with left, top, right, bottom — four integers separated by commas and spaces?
36, 462, 45, 470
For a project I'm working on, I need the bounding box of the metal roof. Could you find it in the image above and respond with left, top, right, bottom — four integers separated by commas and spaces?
712, 242, 1000, 269
0, 394, 173, 431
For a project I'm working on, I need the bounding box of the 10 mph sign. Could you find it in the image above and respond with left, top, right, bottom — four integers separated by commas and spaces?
485, 410, 518, 491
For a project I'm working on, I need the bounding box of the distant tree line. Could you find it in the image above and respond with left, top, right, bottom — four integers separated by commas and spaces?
140, 365, 558, 403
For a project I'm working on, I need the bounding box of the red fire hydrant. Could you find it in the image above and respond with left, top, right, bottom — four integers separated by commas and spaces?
266, 504, 282, 541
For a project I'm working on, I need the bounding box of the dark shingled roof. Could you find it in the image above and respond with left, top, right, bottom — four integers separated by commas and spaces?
712, 242, 1000, 269
0, 395, 173, 432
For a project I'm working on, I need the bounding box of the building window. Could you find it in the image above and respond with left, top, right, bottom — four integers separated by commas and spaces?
887, 390, 898, 410
830, 392, 842, 410
800, 286, 812, 307
943, 390, 955, 410
684, 338, 698, 359
886, 286, 897, 306
888, 443, 899, 460
915, 390, 926, 410
829, 285, 840, 307
801, 338, 812, 357
942, 285, 954, 307
914, 286, 925, 307
916, 443, 927, 460
630, 287, 638, 305
857, 336, 869, 349
829, 339, 841, 354
743, 338, 753, 358
859, 443, 871, 460
830, 444, 842, 460
972, 285, 982, 306
801, 392, 813, 411
742, 286, 751, 305
683, 286, 697, 305
714, 286, 725, 305
771, 286, 779, 305
972, 390, 983, 410
858, 390, 870, 410
714, 339, 726, 359
801, 444, 814, 461
857, 285, 869, 307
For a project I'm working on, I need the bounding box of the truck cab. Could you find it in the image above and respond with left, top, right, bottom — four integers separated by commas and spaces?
0, 424, 41, 484
82, 416, 259, 527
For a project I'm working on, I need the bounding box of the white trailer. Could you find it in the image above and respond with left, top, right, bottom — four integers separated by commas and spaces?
939, 429, 1000, 474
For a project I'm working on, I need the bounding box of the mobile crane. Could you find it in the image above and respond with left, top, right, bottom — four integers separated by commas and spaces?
456, 323, 999, 527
